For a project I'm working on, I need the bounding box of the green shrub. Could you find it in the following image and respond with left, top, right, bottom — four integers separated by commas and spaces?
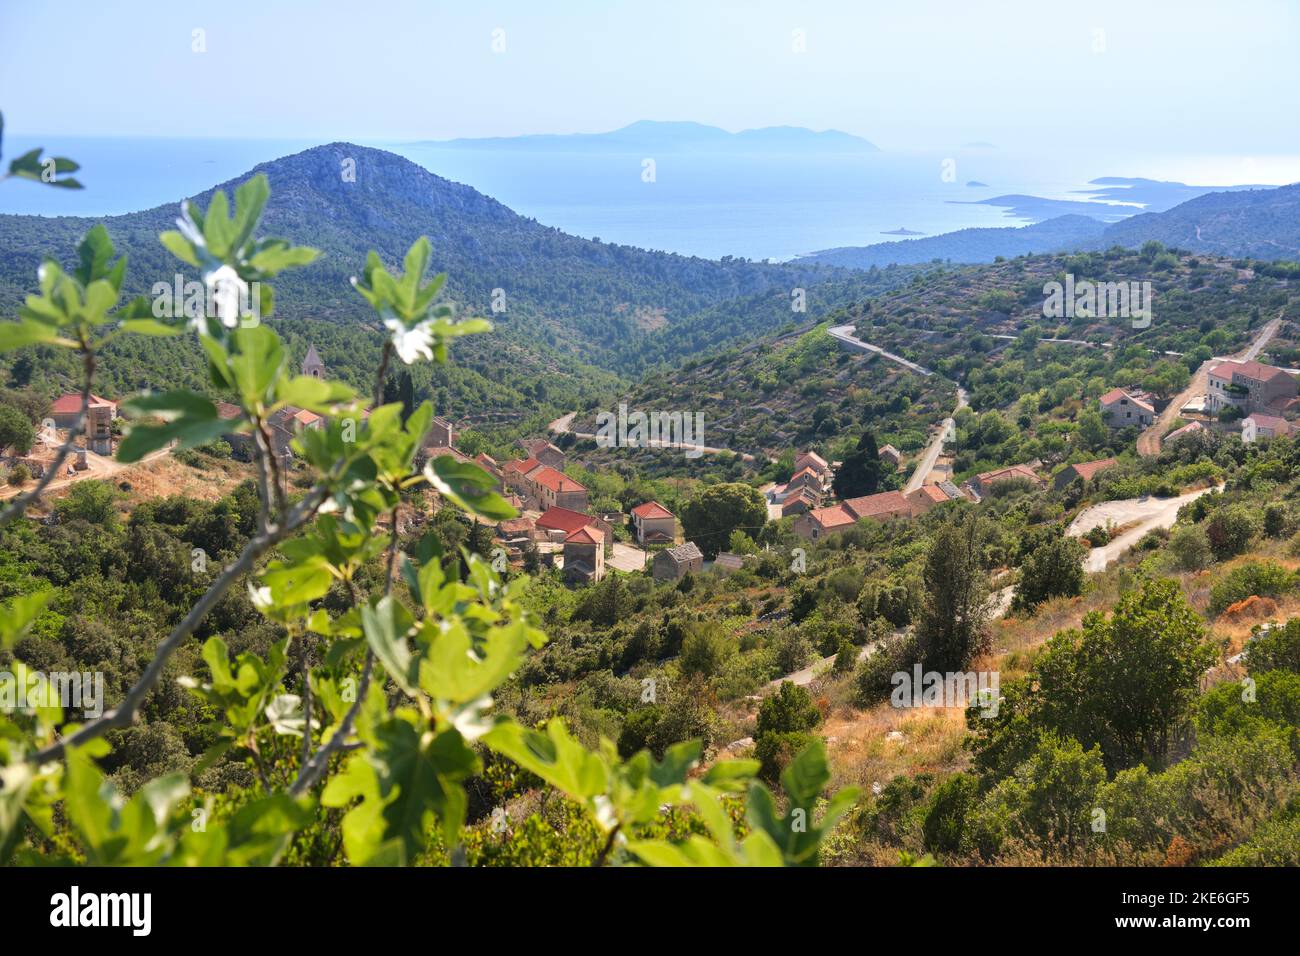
855, 631, 919, 706
1167, 523, 1212, 571
966, 734, 1107, 861
922, 772, 980, 855
755, 730, 817, 784
1208, 561, 1296, 615
1205, 504, 1262, 560
1245, 618, 1300, 674
757, 681, 820, 737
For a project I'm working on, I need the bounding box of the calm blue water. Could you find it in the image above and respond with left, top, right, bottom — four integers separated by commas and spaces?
0, 135, 1264, 261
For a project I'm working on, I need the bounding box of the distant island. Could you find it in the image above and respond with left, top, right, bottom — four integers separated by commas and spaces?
966, 180, 989, 188
882, 227, 925, 236
412, 120, 880, 153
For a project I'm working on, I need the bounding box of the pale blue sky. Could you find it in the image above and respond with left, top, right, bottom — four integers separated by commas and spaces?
2, 0, 1297, 153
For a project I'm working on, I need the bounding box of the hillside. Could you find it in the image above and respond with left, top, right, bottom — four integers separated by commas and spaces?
799, 181, 1300, 269
1097, 182, 1300, 260
0, 142, 873, 373
798, 215, 1106, 269
562, 322, 956, 473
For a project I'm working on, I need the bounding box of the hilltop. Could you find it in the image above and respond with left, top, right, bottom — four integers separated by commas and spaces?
0, 142, 879, 375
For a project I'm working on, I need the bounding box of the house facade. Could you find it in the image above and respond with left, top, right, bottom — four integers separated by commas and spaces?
536, 507, 613, 553
653, 541, 704, 581
502, 458, 588, 511
562, 526, 605, 584
1099, 388, 1154, 429
1208, 360, 1297, 416
49, 392, 117, 430
630, 500, 676, 545
1242, 414, 1295, 443
792, 450, 832, 483
792, 490, 918, 540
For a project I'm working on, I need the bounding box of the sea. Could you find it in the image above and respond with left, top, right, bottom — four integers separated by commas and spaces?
1, 135, 1294, 262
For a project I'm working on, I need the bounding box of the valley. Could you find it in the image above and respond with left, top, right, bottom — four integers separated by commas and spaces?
3, 135, 1300, 877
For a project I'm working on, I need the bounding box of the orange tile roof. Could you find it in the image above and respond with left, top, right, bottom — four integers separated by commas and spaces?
807, 505, 856, 529
504, 457, 540, 475
977, 464, 1041, 486
50, 392, 114, 413
1068, 458, 1117, 481
909, 484, 949, 504
1210, 359, 1290, 383
1164, 421, 1204, 442
843, 491, 912, 519
1246, 413, 1293, 431
536, 507, 595, 536
528, 464, 585, 493
1100, 388, 1153, 412
564, 525, 604, 545
631, 500, 674, 519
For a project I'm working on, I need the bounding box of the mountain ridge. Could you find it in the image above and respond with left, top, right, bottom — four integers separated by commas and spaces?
797, 181, 1300, 269
415, 120, 880, 153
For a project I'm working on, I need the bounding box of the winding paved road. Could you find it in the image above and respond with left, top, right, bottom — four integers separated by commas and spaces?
1136, 316, 1282, 458
547, 411, 758, 462
826, 324, 968, 492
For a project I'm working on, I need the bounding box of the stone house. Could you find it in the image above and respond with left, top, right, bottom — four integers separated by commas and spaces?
630, 500, 676, 545
653, 541, 703, 581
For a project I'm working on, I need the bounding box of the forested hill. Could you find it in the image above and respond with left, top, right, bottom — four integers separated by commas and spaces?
1097, 182, 1300, 261
0, 142, 864, 372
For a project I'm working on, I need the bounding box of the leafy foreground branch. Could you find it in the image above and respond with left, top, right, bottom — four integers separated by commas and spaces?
0, 174, 857, 866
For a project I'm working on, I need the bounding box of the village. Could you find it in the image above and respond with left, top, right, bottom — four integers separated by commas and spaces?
5, 342, 1299, 589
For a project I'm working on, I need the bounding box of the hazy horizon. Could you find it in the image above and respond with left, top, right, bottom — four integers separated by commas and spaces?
3, 0, 1298, 158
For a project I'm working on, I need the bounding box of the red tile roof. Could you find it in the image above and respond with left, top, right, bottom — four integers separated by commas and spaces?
1164, 421, 1204, 442
843, 491, 912, 519
504, 457, 540, 475
909, 484, 949, 504
794, 451, 831, 474
50, 392, 114, 414
1246, 413, 1293, 431
1067, 458, 1117, 481
1210, 359, 1290, 383
631, 500, 674, 520
528, 464, 585, 493
497, 517, 535, 536
536, 507, 595, 536
976, 464, 1042, 487
807, 505, 856, 529
1099, 388, 1153, 412
564, 525, 604, 545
